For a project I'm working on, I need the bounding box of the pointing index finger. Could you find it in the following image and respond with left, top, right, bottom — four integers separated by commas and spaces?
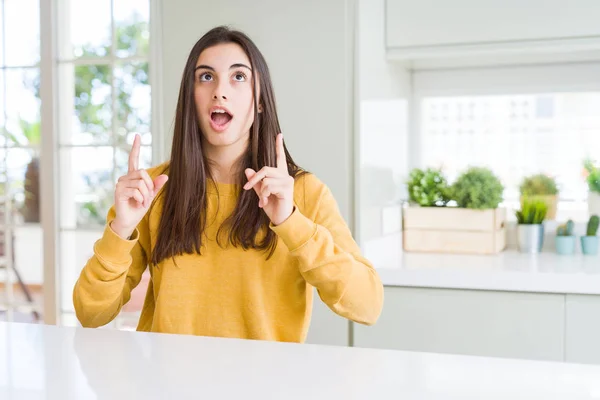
276, 133, 286, 171
129, 134, 140, 173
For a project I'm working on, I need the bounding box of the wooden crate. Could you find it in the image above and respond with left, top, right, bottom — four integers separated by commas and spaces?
402, 207, 507, 254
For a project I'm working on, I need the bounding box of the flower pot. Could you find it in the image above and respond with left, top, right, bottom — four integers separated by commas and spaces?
520, 195, 557, 220
402, 207, 506, 254
517, 224, 544, 253
581, 236, 599, 255
555, 236, 576, 255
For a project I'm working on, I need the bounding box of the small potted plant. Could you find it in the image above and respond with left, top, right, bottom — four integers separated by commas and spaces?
581, 215, 599, 255
406, 167, 450, 207
519, 174, 559, 220
515, 198, 548, 253
450, 166, 504, 210
583, 159, 600, 216
555, 219, 576, 255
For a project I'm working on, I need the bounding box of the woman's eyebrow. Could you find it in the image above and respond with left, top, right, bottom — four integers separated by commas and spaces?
194, 63, 252, 71
195, 64, 214, 71
230, 63, 252, 71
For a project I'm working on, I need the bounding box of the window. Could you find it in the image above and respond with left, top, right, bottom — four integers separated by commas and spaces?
0, 0, 42, 323
413, 64, 600, 221
0, 0, 154, 328
57, 0, 152, 329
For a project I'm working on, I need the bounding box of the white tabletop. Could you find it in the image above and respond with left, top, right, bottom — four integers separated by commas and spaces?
364, 234, 600, 294
2, 321, 600, 399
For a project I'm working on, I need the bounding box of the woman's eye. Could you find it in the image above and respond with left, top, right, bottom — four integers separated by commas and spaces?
234, 73, 246, 82
199, 73, 212, 82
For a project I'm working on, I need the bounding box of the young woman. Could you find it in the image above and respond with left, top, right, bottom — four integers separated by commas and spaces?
73, 26, 383, 342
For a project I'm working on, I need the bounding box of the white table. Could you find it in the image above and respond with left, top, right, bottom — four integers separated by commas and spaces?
2, 322, 600, 399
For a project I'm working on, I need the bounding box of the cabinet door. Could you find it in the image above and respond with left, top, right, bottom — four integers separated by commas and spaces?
305, 289, 350, 346
354, 286, 565, 362
385, 0, 600, 49
565, 295, 600, 364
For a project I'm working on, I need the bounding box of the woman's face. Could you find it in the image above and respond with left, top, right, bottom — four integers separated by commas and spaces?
194, 42, 259, 149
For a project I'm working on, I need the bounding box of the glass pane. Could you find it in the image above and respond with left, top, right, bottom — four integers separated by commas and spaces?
0, 10, 4, 66
0, 226, 43, 324
4, 0, 40, 66
60, 230, 103, 312
59, 64, 112, 145
0, 148, 41, 225
60, 312, 80, 327
67, 0, 111, 58
59, 147, 114, 229
13, 224, 43, 320
0, 159, 6, 218
0, 227, 7, 313
4, 68, 41, 148
115, 145, 152, 179
114, 62, 151, 146
11, 307, 38, 323
0, 70, 5, 134
114, 0, 150, 58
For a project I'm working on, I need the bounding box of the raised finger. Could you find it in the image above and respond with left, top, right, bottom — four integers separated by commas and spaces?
128, 134, 141, 173
276, 133, 286, 171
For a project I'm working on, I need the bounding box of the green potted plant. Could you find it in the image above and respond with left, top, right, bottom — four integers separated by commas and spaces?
519, 174, 559, 220
515, 198, 548, 253
583, 158, 600, 216
581, 215, 599, 255
403, 166, 507, 255
450, 166, 504, 210
555, 219, 576, 255
406, 167, 450, 207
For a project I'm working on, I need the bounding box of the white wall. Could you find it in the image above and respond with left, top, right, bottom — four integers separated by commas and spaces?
355, 0, 411, 269
159, 0, 355, 223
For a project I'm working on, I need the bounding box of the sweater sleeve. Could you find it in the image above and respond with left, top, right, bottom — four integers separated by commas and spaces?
72, 204, 151, 328
270, 176, 384, 325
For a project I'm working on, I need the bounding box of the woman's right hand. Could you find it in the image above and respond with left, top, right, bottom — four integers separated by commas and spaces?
110, 134, 168, 239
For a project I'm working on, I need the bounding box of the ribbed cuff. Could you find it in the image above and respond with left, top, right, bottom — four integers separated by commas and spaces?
94, 222, 140, 266
269, 206, 317, 252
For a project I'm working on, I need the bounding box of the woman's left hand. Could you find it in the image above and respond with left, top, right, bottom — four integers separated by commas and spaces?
244, 133, 294, 226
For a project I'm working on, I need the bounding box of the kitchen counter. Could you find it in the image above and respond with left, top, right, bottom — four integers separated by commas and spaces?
2, 321, 600, 399
364, 234, 600, 294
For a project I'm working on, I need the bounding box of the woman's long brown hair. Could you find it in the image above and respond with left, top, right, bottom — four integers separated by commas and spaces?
151, 26, 306, 266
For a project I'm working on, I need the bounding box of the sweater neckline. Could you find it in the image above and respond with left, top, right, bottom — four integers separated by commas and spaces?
206, 179, 241, 197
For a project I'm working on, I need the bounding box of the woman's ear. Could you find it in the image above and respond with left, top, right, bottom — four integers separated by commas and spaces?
258, 103, 263, 113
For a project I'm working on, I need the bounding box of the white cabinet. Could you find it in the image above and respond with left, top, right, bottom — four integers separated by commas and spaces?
354, 286, 565, 362
565, 295, 600, 364
305, 289, 350, 347
385, 0, 600, 60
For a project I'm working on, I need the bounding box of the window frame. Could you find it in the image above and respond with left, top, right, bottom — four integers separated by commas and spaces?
0, 0, 165, 325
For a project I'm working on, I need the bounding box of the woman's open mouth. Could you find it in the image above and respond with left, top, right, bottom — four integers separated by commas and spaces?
209, 108, 233, 132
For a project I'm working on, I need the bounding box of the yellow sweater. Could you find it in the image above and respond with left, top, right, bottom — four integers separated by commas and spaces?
73, 163, 384, 342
